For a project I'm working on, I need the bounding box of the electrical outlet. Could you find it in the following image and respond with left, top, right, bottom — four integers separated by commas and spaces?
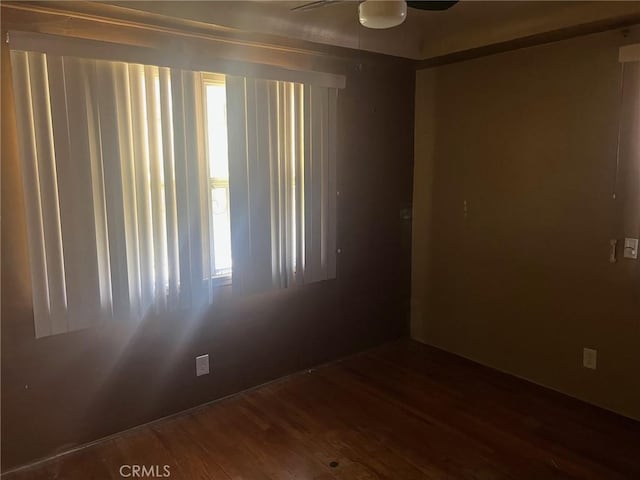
196, 354, 210, 376
583, 348, 597, 370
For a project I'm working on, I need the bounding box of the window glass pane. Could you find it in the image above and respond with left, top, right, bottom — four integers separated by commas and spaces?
211, 187, 232, 277
205, 79, 232, 279
206, 84, 229, 180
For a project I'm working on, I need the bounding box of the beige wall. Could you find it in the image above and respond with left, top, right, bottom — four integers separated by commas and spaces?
412, 27, 640, 420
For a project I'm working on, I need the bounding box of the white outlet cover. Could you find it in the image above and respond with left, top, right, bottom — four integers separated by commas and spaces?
583, 348, 597, 370
623, 238, 638, 259
196, 354, 210, 376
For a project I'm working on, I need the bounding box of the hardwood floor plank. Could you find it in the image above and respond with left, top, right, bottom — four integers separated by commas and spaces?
114, 427, 188, 479
150, 418, 232, 479
333, 354, 592, 479
300, 366, 514, 479
243, 386, 427, 480
368, 343, 640, 477
5, 340, 640, 480
181, 412, 273, 480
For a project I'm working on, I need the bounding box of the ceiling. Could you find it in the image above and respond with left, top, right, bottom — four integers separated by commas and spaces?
110, 1, 640, 60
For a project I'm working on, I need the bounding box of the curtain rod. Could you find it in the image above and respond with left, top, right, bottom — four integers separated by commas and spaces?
8, 30, 347, 89
1, 1, 388, 65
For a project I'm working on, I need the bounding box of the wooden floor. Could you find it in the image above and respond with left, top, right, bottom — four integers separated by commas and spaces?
6, 340, 640, 479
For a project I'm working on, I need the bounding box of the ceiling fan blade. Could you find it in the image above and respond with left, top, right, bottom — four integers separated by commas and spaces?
290, 0, 343, 12
406, 1, 458, 11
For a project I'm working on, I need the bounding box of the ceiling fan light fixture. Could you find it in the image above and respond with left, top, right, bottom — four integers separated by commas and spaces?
358, 0, 407, 29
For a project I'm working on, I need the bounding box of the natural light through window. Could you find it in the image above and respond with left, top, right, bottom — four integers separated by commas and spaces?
204, 75, 232, 278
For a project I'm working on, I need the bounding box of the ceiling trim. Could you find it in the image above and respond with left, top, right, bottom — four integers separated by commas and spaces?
415, 14, 640, 70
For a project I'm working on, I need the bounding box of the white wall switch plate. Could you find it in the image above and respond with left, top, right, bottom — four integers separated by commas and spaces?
583, 348, 597, 370
196, 354, 210, 376
609, 239, 618, 263
623, 238, 638, 259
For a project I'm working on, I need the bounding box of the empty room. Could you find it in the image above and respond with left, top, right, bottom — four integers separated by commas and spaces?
2, 1, 640, 478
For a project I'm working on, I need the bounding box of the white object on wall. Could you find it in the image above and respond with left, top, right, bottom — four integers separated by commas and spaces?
196, 354, 210, 376
623, 238, 638, 259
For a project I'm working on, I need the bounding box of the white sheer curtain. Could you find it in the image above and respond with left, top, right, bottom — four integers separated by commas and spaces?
11, 51, 213, 337
226, 76, 337, 295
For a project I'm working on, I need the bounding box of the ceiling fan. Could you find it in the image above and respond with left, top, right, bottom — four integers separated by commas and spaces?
291, 1, 458, 29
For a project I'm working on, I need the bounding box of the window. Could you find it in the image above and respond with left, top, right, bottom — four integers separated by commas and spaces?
10, 32, 339, 338
203, 75, 232, 278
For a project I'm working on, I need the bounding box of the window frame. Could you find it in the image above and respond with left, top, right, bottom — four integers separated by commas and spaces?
202, 72, 232, 285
